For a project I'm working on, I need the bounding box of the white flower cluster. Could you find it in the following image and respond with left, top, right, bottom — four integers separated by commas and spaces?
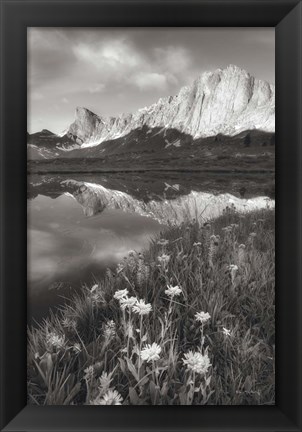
46, 331, 66, 351
113, 290, 152, 316
140, 343, 162, 362
183, 351, 211, 375
91, 389, 123, 406
195, 311, 211, 324
165, 285, 182, 298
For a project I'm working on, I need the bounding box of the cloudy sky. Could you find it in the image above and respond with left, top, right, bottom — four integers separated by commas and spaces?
28, 28, 274, 134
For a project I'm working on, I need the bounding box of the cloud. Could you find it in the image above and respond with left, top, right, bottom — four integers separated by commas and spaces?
72, 38, 186, 92
73, 38, 143, 76
61, 97, 69, 104
28, 29, 76, 89
132, 72, 171, 91
88, 83, 105, 94
29, 30, 193, 98
154, 46, 192, 74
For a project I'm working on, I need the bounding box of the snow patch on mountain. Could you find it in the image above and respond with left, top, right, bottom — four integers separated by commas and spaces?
165, 139, 181, 149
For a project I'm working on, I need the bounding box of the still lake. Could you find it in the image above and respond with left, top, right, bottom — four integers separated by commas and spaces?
27, 171, 274, 323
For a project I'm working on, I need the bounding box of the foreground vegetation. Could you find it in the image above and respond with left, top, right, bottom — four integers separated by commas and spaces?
27, 207, 275, 405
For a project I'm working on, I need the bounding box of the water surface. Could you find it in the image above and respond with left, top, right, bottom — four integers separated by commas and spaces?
28, 172, 274, 323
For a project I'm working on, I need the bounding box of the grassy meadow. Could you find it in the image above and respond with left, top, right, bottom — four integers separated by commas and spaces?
27, 206, 275, 406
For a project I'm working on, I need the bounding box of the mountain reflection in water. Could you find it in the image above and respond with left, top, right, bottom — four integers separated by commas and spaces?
27, 172, 274, 323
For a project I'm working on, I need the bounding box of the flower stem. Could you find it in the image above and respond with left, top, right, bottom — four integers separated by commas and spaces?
137, 315, 143, 378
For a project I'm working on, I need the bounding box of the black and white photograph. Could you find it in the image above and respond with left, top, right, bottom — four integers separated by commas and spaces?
27, 27, 275, 406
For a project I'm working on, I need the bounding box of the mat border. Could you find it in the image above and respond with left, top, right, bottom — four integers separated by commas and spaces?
1, 0, 301, 431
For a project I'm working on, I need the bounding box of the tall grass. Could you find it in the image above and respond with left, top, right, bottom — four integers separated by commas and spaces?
27, 207, 275, 405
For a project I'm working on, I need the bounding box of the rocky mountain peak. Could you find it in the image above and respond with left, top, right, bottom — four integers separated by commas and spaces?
67, 107, 104, 144
65, 65, 275, 147
75, 106, 100, 122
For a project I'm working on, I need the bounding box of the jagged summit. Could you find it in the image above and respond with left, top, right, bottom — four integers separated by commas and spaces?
65, 64, 274, 148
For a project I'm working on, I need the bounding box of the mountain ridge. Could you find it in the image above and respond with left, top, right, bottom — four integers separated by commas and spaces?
65, 64, 275, 147
27, 64, 275, 162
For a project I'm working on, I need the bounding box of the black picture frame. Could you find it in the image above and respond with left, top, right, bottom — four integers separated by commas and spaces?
0, 0, 301, 430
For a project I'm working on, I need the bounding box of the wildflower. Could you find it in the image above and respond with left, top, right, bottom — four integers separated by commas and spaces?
46, 332, 65, 351
84, 365, 95, 381
165, 285, 182, 298
104, 320, 116, 340
73, 343, 81, 354
119, 296, 138, 310
113, 289, 129, 301
193, 242, 202, 247
222, 327, 231, 336
195, 311, 211, 324
238, 244, 246, 249
140, 343, 162, 362
183, 351, 211, 375
227, 264, 239, 285
132, 299, 152, 316
94, 389, 123, 405
158, 254, 170, 265
90, 284, 98, 293
61, 317, 77, 330
249, 232, 257, 238
98, 371, 113, 394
